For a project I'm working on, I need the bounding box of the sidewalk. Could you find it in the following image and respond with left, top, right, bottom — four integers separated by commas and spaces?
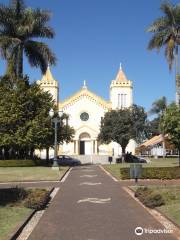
27, 165, 177, 240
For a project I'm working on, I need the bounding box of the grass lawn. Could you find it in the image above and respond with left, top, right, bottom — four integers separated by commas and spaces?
0, 206, 32, 240
147, 158, 179, 167
131, 185, 180, 226
104, 158, 179, 180
0, 166, 69, 182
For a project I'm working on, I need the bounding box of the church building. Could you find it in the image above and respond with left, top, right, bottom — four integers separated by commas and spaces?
37, 65, 136, 160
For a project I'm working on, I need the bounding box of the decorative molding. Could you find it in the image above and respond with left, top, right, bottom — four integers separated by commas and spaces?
59, 88, 111, 110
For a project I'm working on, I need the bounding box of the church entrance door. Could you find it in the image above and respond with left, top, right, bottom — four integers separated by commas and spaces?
79, 141, 91, 155
79, 132, 91, 155
80, 141, 85, 155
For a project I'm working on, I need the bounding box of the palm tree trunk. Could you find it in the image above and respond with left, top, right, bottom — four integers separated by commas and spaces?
17, 44, 23, 78
175, 45, 180, 105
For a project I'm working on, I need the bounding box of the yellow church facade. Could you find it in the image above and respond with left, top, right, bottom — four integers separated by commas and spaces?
37, 65, 136, 161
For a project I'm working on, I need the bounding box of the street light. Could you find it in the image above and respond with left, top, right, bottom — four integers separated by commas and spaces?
49, 108, 63, 169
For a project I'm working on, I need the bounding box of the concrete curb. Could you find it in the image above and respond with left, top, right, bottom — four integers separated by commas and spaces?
99, 165, 118, 182
123, 186, 180, 240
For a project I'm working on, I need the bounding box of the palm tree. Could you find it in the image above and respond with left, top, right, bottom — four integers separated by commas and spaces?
149, 96, 167, 117
0, 0, 56, 78
147, 1, 180, 105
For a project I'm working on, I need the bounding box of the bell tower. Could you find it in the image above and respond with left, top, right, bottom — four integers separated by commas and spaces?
37, 66, 59, 104
110, 64, 133, 109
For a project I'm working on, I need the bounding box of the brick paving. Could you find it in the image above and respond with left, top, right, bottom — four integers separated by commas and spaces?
26, 165, 177, 240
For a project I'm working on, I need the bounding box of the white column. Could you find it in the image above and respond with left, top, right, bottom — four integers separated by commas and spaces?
95, 140, 98, 155
74, 141, 76, 154
75, 140, 79, 155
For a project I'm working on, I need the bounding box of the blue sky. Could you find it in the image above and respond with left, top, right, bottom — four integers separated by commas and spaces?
0, 0, 179, 112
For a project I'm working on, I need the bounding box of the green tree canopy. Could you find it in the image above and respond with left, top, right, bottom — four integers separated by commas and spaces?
149, 96, 167, 116
0, 75, 74, 159
160, 103, 180, 166
147, 96, 168, 138
160, 103, 180, 147
98, 105, 147, 156
146, 118, 161, 138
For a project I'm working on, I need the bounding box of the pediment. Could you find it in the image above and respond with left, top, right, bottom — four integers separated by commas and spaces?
75, 125, 99, 139
59, 88, 111, 110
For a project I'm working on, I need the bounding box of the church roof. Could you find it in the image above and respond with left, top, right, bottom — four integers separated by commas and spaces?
115, 68, 128, 82
110, 64, 132, 88
41, 65, 56, 82
59, 85, 111, 110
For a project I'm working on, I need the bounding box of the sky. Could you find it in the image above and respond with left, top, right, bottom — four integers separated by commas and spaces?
0, 0, 179, 112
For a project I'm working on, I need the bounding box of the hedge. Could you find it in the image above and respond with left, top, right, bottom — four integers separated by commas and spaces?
0, 159, 49, 167
120, 167, 180, 180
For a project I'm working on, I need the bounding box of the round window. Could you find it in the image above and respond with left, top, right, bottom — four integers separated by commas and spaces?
80, 112, 89, 121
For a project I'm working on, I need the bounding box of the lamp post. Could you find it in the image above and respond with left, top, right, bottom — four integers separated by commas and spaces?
49, 109, 63, 169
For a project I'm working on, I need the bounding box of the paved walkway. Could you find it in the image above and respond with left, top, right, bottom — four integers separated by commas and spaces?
27, 165, 177, 240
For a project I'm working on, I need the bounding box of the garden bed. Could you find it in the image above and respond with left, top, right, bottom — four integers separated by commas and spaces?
132, 185, 180, 226
0, 187, 51, 240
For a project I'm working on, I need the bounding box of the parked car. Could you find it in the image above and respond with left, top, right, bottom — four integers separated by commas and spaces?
131, 155, 147, 163
116, 153, 147, 163
52, 155, 81, 166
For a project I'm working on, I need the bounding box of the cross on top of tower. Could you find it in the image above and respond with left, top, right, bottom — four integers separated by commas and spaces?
120, 62, 122, 70
82, 80, 87, 89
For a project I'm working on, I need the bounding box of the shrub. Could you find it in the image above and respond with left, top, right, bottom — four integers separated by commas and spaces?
134, 187, 165, 208
0, 187, 27, 205
134, 186, 153, 202
24, 189, 50, 210
143, 193, 165, 208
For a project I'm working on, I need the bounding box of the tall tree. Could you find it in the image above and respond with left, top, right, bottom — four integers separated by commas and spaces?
98, 105, 147, 159
160, 103, 180, 166
147, 96, 167, 137
0, 0, 56, 78
0, 75, 74, 159
146, 118, 161, 138
130, 104, 148, 144
147, 2, 180, 105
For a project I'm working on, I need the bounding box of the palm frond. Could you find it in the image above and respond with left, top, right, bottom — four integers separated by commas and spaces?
161, 1, 176, 25
146, 17, 169, 33
147, 31, 167, 50
0, 36, 20, 59
0, 0, 56, 77
10, 0, 25, 13
24, 40, 56, 73
30, 9, 54, 38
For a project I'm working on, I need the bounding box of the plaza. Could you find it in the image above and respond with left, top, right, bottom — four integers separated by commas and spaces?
0, 0, 180, 239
